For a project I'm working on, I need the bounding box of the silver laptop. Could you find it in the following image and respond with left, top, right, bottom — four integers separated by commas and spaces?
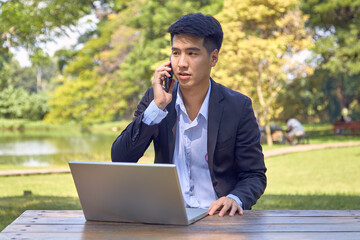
69, 161, 208, 225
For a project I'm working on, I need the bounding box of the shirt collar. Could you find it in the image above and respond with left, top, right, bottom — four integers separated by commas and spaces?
175, 79, 211, 121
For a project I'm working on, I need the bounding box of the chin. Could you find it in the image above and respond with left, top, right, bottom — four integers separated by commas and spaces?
177, 80, 193, 89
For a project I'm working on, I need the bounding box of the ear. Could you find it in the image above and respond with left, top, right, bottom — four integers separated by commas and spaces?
210, 49, 219, 67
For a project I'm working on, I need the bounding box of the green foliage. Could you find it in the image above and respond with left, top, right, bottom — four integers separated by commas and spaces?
0, 58, 57, 120
300, 0, 360, 121
215, 0, 313, 145
54, 49, 78, 74
0, 0, 93, 49
47, 0, 224, 124
0, 0, 106, 121
1, 59, 57, 92
0, 86, 49, 120
5, 0, 360, 124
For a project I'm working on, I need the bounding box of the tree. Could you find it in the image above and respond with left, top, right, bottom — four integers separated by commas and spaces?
2, 59, 57, 93
0, 0, 111, 120
0, 85, 49, 120
30, 50, 53, 92
214, 0, 313, 145
0, 0, 94, 50
46, 0, 224, 124
46, 3, 140, 124
301, 0, 360, 121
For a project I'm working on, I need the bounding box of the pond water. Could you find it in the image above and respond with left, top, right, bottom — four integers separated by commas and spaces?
0, 132, 118, 167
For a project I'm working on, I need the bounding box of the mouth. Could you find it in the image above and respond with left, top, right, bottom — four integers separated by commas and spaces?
178, 72, 191, 78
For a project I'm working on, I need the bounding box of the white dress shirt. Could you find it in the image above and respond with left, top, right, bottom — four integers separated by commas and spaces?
142, 80, 242, 208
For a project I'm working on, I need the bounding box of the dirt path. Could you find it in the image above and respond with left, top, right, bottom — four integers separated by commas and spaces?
0, 168, 69, 176
264, 141, 360, 158
1, 142, 360, 176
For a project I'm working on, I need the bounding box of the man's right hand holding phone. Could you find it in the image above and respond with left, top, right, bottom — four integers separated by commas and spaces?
152, 60, 175, 110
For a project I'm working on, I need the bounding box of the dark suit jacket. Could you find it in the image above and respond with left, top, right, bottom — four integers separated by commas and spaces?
111, 78, 267, 210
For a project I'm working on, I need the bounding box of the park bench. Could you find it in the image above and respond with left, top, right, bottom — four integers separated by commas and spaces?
261, 126, 310, 145
333, 121, 360, 134
295, 133, 310, 144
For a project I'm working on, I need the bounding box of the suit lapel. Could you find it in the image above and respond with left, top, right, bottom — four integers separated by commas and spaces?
207, 79, 224, 172
166, 82, 178, 163
166, 80, 224, 165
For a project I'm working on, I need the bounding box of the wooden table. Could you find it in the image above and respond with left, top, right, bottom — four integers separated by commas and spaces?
1, 210, 360, 239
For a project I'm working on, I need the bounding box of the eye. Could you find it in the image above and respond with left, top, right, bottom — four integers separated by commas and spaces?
172, 51, 180, 56
189, 52, 198, 56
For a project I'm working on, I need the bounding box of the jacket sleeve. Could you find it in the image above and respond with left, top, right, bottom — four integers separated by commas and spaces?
230, 97, 267, 210
111, 88, 159, 162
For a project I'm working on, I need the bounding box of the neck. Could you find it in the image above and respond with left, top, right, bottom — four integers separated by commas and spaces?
180, 79, 210, 121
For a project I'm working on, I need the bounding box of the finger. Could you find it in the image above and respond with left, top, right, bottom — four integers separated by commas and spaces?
156, 61, 171, 69
229, 204, 238, 217
163, 60, 171, 67
208, 204, 219, 216
154, 71, 171, 87
164, 70, 171, 78
167, 78, 175, 93
208, 202, 222, 216
218, 202, 230, 217
238, 205, 244, 216
155, 63, 171, 75
209, 197, 228, 215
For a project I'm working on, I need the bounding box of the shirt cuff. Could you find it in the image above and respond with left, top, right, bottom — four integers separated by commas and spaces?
142, 100, 168, 125
227, 194, 243, 208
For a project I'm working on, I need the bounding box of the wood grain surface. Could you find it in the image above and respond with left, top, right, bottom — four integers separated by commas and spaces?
1, 210, 360, 240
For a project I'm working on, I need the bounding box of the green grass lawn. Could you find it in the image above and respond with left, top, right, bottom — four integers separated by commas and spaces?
1, 146, 360, 231
253, 146, 360, 210
0, 173, 80, 231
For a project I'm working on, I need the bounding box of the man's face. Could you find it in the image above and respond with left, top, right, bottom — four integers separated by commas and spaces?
171, 34, 218, 90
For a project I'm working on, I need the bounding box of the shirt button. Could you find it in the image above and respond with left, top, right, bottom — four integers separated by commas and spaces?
152, 112, 156, 116
190, 191, 194, 196
186, 129, 189, 132
186, 149, 190, 154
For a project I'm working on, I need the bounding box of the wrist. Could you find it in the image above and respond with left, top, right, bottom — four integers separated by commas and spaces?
154, 99, 167, 110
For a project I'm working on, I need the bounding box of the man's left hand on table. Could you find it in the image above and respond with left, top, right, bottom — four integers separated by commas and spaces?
208, 196, 243, 217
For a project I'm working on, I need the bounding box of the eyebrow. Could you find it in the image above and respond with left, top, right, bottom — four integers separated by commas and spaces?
172, 47, 201, 51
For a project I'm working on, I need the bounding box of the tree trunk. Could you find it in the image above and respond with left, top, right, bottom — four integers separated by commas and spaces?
265, 124, 273, 147
336, 77, 345, 110
256, 62, 273, 146
36, 67, 42, 92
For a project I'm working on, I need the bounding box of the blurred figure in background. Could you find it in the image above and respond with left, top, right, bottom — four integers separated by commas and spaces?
340, 107, 351, 122
285, 118, 304, 145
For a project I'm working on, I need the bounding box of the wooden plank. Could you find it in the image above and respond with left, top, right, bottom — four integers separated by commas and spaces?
3, 222, 360, 233
19, 209, 360, 218
12, 216, 87, 225
11, 216, 360, 225
3, 210, 360, 239
2, 232, 360, 240
244, 210, 360, 217
20, 210, 84, 217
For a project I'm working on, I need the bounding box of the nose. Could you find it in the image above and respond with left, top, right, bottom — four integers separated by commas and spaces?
178, 54, 188, 69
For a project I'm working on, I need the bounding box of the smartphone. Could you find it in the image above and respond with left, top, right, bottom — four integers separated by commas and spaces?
164, 57, 173, 92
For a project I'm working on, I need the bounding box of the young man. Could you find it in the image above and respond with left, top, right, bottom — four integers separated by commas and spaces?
111, 13, 266, 216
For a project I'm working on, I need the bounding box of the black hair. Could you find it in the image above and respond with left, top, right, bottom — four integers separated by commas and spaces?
167, 13, 223, 54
